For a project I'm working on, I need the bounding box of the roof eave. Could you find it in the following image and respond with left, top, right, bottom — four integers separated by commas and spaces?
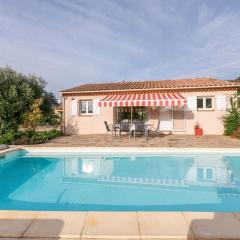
60, 84, 239, 95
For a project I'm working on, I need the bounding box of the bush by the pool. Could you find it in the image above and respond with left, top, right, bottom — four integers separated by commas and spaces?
0, 129, 62, 145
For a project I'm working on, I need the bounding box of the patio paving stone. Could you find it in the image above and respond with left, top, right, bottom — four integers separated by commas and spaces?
0, 210, 39, 238
37, 134, 240, 148
232, 212, 240, 220
138, 212, 195, 240
23, 211, 87, 238
22, 238, 80, 240
183, 212, 240, 239
81, 212, 140, 239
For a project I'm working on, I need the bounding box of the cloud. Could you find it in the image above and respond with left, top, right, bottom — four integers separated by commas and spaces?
0, 0, 240, 96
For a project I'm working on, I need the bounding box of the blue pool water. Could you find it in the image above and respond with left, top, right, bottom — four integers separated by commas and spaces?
1, 150, 240, 211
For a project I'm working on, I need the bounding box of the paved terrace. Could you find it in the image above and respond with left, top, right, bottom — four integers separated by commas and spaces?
1, 211, 240, 239
39, 134, 240, 147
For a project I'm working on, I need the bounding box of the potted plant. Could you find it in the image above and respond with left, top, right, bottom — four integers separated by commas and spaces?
194, 122, 203, 136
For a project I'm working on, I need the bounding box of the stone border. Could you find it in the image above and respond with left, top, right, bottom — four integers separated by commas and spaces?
22, 146, 240, 154
2, 146, 240, 155
1, 211, 240, 239
0, 146, 22, 156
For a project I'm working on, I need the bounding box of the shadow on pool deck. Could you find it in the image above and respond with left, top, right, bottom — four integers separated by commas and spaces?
37, 134, 240, 148
187, 212, 240, 239
0, 217, 64, 238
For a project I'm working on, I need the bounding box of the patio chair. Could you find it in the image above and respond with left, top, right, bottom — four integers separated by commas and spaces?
104, 121, 118, 137
119, 123, 130, 137
147, 120, 172, 138
130, 123, 146, 140
133, 123, 146, 139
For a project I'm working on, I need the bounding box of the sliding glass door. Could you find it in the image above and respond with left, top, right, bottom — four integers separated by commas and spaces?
172, 106, 185, 131
159, 106, 186, 132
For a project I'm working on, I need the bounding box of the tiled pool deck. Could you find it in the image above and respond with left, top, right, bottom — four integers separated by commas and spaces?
1, 211, 240, 239
1, 147, 240, 239
36, 134, 240, 148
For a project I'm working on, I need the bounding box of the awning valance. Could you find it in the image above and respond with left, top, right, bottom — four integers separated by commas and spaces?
99, 93, 187, 107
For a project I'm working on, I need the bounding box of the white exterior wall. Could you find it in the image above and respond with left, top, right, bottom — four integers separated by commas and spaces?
63, 89, 237, 135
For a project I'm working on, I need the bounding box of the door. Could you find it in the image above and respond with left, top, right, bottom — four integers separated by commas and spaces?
173, 106, 185, 131
159, 106, 172, 131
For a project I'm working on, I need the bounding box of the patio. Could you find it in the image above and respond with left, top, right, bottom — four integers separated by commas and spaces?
38, 134, 240, 148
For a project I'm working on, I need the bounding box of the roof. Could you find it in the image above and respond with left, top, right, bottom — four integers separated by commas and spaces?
61, 78, 240, 93
55, 102, 63, 112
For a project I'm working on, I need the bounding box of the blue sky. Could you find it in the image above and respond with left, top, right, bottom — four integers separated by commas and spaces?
0, 0, 240, 96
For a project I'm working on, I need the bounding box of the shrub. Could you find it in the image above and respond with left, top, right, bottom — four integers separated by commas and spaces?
0, 131, 15, 144
232, 127, 240, 138
47, 129, 63, 138
10, 129, 63, 145
22, 98, 43, 131
223, 110, 240, 136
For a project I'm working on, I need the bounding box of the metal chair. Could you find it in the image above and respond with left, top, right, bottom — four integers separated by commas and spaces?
119, 123, 130, 137
130, 123, 146, 140
104, 121, 118, 138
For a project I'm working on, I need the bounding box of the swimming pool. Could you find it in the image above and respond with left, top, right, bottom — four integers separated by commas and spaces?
1, 149, 240, 211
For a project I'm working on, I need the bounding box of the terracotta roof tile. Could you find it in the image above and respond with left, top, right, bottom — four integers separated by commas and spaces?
61, 78, 239, 93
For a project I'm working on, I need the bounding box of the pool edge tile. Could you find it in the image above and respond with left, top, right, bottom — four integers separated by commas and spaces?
23, 211, 87, 239
183, 212, 240, 240
138, 212, 195, 240
0, 210, 39, 238
82, 212, 140, 239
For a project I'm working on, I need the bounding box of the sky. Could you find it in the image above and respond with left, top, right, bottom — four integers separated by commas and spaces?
0, 0, 240, 96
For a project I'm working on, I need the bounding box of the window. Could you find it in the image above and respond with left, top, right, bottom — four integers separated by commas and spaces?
197, 167, 214, 181
197, 168, 204, 181
80, 100, 93, 115
206, 168, 213, 180
197, 96, 213, 110
117, 107, 147, 123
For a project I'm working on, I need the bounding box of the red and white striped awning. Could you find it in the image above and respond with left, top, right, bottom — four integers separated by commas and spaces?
99, 93, 187, 107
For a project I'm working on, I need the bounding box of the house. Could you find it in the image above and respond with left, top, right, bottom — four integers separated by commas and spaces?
60, 78, 239, 135
63, 155, 234, 188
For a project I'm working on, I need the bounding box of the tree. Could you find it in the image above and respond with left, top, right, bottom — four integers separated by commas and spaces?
234, 77, 240, 82
0, 66, 59, 134
0, 67, 34, 134
23, 98, 43, 131
40, 91, 59, 125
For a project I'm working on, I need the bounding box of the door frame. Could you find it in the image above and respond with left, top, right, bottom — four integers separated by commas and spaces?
158, 105, 187, 132
171, 105, 187, 132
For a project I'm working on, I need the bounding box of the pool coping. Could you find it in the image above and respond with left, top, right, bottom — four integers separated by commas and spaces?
13, 146, 240, 153
2, 146, 240, 155
1, 210, 240, 239
1, 147, 240, 239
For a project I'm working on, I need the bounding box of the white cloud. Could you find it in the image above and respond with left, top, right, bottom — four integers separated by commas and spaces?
0, 0, 240, 96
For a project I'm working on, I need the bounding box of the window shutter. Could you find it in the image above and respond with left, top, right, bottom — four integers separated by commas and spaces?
93, 99, 101, 116
187, 96, 197, 111
216, 95, 227, 111
71, 99, 78, 116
